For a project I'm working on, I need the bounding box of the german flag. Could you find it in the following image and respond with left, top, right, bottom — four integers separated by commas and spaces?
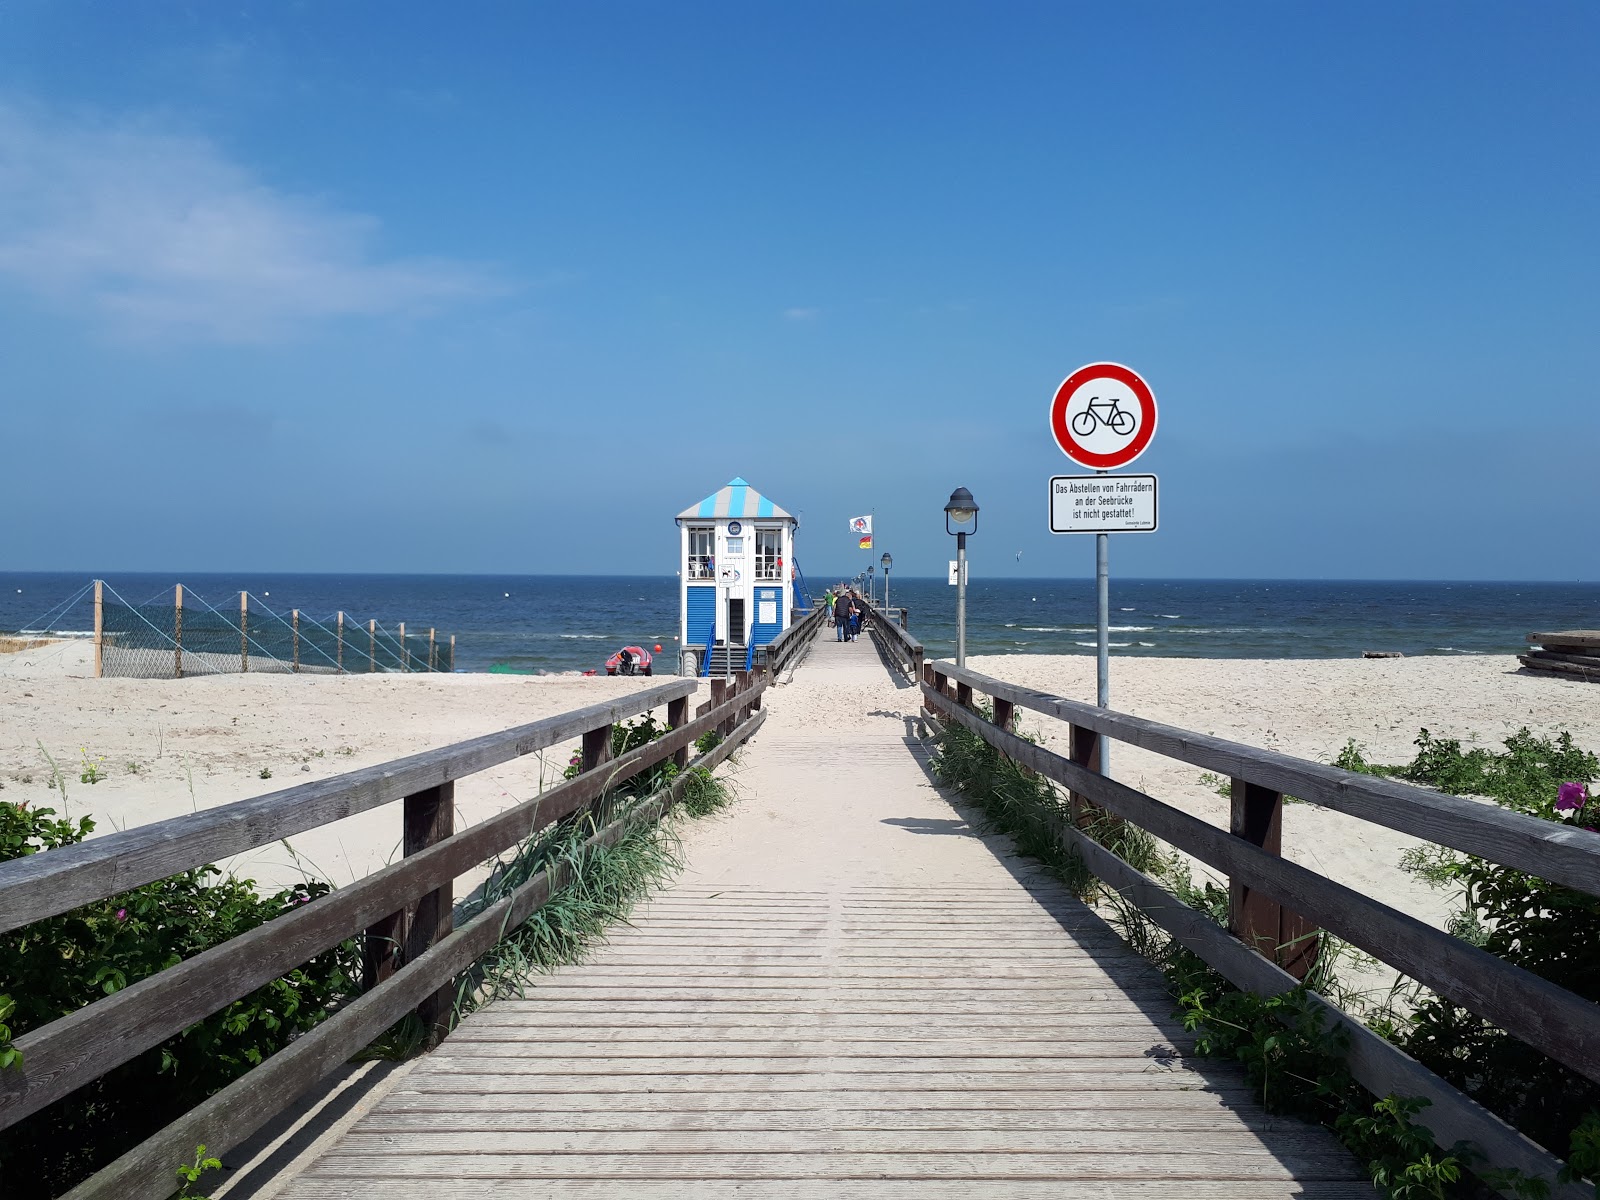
858, 535, 873, 549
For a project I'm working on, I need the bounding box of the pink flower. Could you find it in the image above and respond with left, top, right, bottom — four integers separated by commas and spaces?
1556, 782, 1589, 813
115, 908, 127, 922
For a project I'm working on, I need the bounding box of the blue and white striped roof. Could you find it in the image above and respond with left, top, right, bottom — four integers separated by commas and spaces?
677, 478, 794, 522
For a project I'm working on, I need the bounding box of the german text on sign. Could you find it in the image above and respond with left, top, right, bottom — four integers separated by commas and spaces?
1049, 474, 1158, 534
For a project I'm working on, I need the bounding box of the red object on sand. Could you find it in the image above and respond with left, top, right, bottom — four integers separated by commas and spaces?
605, 645, 653, 676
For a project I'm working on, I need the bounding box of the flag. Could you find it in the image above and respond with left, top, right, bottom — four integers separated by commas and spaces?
849, 515, 872, 535
858, 535, 873, 550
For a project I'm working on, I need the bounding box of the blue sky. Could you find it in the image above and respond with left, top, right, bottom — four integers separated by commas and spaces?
1, 2, 1595, 580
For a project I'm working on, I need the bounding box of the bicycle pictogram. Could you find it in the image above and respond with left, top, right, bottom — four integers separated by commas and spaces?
1070, 396, 1137, 438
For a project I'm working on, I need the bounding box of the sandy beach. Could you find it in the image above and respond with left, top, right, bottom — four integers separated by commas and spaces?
6, 639, 1598, 962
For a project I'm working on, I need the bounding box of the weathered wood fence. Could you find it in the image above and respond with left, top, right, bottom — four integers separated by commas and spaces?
864, 601, 923, 682
0, 673, 767, 1200
921, 659, 1599, 1197
755, 600, 826, 676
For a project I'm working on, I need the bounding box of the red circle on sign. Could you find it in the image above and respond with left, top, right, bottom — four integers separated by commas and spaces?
1049, 362, 1158, 469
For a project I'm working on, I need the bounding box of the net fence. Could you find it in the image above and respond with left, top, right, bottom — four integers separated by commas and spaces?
97, 584, 454, 679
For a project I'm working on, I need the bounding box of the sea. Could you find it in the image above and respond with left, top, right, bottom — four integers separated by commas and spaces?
0, 573, 1595, 675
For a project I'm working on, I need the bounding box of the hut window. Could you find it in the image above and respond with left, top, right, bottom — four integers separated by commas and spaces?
687, 527, 715, 579
755, 529, 782, 579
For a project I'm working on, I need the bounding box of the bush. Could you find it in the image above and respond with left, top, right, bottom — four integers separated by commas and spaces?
0, 801, 357, 1198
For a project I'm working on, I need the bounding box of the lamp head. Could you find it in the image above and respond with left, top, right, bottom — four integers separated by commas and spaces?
945, 486, 979, 535
881, 552, 891, 571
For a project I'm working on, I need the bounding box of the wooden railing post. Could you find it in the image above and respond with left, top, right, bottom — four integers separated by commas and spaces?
992, 697, 1014, 733
336, 611, 345, 673
368, 619, 376, 672
450, 634, 456, 672
955, 680, 973, 709
292, 610, 300, 673
1068, 724, 1101, 828
239, 591, 249, 673
1229, 779, 1320, 980
399, 622, 408, 672
710, 678, 729, 736
429, 628, 437, 672
404, 782, 455, 1039
93, 579, 103, 678
174, 584, 184, 680
581, 720, 614, 774
668, 694, 690, 769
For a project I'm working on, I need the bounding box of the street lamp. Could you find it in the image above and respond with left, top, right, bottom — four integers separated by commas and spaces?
945, 487, 978, 666
880, 552, 892, 615
867, 565, 875, 606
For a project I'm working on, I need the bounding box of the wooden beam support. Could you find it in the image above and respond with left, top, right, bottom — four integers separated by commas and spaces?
403, 782, 455, 1039
174, 584, 183, 680
1230, 779, 1320, 980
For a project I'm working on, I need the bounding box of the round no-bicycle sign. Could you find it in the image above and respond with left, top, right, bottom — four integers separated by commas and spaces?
1050, 362, 1158, 469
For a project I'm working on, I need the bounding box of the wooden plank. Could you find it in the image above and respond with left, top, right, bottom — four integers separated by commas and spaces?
1526, 648, 1600, 668
1519, 655, 1600, 681
928, 688, 1600, 1089
374, 1087, 1262, 1113
0, 677, 699, 933
399, 1070, 1265, 1094
350, 1108, 1291, 1133
926, 689, 1584, 1197
929, 662, 1600, 897
2, 690, 763, 1131
1529, 629, 1600, 648
327, 1128, 1337, 1155
62, 713, 765, 1200
281, 1181, 1381, 1200
296, 1150, 1364, 1180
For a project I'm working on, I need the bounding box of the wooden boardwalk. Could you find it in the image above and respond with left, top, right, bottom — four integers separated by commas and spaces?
280, 634, 1367, 1198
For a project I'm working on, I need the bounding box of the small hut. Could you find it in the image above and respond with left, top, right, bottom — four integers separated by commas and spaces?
675, 478, 798, 675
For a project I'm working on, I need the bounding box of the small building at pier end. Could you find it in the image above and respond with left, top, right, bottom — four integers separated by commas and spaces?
676, 478, 800, 676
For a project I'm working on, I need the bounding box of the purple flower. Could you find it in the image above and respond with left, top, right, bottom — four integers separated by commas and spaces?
114, 908, 127, 922
1556, 782, 1589, 813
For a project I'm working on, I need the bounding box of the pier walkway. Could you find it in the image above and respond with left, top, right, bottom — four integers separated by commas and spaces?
279, 633, 1366, 1198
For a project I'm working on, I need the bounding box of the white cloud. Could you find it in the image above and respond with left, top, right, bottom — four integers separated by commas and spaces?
0, 102, 501, 342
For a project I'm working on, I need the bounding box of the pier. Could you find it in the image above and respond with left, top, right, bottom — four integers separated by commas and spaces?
1, 607, 1596, 1198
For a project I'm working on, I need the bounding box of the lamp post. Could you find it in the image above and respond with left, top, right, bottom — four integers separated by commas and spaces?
867, 566, 875, 607
945, 487, 978, 667
880, 551, 892, 616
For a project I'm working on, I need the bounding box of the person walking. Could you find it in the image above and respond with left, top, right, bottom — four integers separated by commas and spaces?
834, 590, 850, 641
848, 591, 862, 641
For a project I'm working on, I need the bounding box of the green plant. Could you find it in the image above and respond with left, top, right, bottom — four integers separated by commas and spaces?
126, 761, 142, 775
0, 993, 20, 1071
36, 740, 67, 808
0, 800, 358, 1197
1336, 1096, 1468, 1199
1198, 771, 1231, 798
174, 1143, 221, 1199
79, 748, 105, 785
259, 766, 272, 779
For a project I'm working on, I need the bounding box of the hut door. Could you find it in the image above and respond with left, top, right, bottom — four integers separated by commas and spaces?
727, 598, 746, 645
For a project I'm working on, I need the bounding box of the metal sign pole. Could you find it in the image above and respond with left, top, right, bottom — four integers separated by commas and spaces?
1096, 471, 1110, 776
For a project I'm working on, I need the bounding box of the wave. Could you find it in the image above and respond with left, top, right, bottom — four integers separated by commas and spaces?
1120, 607, 1135, 612
558, 634, 608, 640
1076, 641, 1133, 648
1435, 646, 1486, 654
1138, 641, 1156, 647
1157, 614, 1181, 619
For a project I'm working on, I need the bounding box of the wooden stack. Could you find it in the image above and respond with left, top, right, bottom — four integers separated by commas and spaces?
1521, 630, 1600, 681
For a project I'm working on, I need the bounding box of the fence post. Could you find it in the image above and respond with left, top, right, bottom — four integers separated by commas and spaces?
404, 782, 455, 1040
710, 678, 729, 737
429, 628, 437, 672
450, 635, 456, 672
240, 592, 249, 673
955, 680, 973, 709
1229, 779, 1320, 980
581, 719, 614, 773
292, 610, 300, 673
668, 693, 689, 769
1068, 724, 1101, 829
399, 622, 408, 672
93, 580, 103, 678
368, 619, 376, 672
992, 697, 1014, 733
337, 611, 345, 673
174, 584, 184, 680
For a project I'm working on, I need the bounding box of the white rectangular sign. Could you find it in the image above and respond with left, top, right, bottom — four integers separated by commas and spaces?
947, 559, 969, 586
1049, 474, 1158, 534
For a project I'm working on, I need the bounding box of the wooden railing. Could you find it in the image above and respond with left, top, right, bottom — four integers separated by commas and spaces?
865, 601, 924, 681
920, 659, 1599, 1197
759, 602, 826, 676
0, 673, 768, 1200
